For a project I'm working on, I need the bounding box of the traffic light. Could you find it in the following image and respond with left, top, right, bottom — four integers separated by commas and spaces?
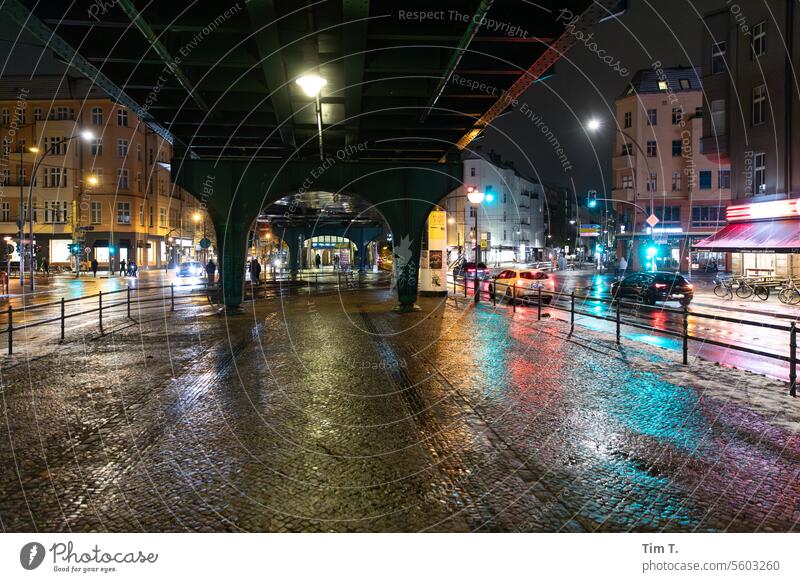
485, 192, 495, 203
587, 190, 598, 208
645, 245, 658, 259
109, 245, 116, 254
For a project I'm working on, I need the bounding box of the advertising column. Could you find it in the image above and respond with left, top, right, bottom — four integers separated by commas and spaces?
419, 210, 447, 296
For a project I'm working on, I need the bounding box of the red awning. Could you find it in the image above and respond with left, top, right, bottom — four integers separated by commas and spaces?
693, 219, 800, 253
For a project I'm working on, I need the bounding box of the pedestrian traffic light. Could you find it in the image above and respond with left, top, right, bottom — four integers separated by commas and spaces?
587, 190, 597, 208
109, 245, 116, 254
645, 245, 658, 259
485, 192, 495, 203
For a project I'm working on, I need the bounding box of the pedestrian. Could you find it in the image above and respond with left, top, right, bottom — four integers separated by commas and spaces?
619, 255, 628, 278
333, 254, 339, 270
315, 253, 321, 269
205, 259, 217, 282
129, 260, 138, 277
42, 257, 49, 277
119, 258, 127, 277
91, 258, 99, 277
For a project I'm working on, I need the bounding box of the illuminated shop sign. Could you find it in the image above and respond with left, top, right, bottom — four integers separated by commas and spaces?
726, 200, 799, 222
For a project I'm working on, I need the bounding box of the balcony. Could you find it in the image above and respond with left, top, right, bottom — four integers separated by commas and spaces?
700, 134, 729, 162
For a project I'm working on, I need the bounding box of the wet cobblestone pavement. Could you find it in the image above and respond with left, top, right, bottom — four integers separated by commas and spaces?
1, 289, 798, 532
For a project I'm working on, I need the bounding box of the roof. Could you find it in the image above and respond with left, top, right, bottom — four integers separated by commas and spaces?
0, 75, 109, 101
622, 66, 703, 97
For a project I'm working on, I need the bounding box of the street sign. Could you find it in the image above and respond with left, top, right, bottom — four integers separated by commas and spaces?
199, 237, 212, 249
579, 224, 601, 237
646, 214, 660, 228
85, 247, 92, 254
480, 239, 487, 250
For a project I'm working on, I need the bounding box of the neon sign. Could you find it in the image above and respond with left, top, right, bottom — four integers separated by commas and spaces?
727, 199, 799, 222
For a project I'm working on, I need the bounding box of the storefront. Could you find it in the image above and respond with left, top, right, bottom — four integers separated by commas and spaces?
693, 200, 800, 278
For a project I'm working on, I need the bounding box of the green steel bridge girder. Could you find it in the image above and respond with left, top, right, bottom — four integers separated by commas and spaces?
173, 159, 463, 310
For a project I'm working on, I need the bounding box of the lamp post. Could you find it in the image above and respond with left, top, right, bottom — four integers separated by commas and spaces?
26, 129, 95, 291
467, 186, 485, 304
296, 74, 327, 161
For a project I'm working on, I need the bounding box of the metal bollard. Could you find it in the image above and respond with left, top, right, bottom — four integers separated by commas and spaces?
98, 291, 103, 334
170, 284, 175, 311
464, 275, 467, 297
537, 287, 542, 320
616, 298, 621, 345
7, 304, 12, 355
570, 291, 575, 335
61, 297, 65, 341
492, 281, 496, 307
127, 287, 131, 319
682, 306, 689, 365
512, 284, 516, 313
790, 322, 797, 397
474, 274, 480, 304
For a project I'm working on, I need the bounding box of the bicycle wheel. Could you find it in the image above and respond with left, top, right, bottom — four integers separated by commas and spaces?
735, 283, 753, 298
779, 288, 791, 304
790, 291, 800, 306
754, 285, 769, 301
713, 283, 729, 298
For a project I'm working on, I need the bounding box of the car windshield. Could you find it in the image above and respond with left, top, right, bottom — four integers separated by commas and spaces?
654, 273, 686, 284
518, 271, 548, 280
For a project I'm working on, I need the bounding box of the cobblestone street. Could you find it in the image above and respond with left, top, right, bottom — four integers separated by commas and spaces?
1, 290, 798, 532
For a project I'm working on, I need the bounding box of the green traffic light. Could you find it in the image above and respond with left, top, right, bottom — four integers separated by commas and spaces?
588, 199, 597, 208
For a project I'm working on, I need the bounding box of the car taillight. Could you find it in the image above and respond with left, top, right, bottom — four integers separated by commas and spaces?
467, 268, 476, 272
654, 283, 667, 289
686, 283, 693, 289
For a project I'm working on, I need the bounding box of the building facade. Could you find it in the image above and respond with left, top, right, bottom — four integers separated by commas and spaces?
612, 67, 732, 272
443, 149, 546, 266
697, 3, 800, 277
0, 76, 208, 270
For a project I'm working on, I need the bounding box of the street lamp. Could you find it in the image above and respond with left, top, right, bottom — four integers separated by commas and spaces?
296, 74, 327, 161
26, 129, 95, 291
466, 185, 485, 304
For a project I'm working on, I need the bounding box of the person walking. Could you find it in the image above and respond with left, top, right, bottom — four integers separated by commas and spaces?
119, 258, 127, 277
619, 255, 628, 279
205, 259, 217, 282
42, 257, 49, 277
91, 258, 99, 277
315, 253, 321, 269
128, 260, 138, 277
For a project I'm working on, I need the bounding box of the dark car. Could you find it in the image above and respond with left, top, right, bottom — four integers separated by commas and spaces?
611, 271, 694, 306
452, 261, 491, 280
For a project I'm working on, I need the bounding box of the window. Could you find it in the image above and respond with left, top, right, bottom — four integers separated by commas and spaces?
149, 204, 154, 227
139, 204, 144, 226
648, 206, 680, 223
711, 41, 726, 74
754, 152, 766, 194
43, 167, 67, 188
752, 84, 766, 126
44, 136, 68, 155
117, 108, 128, 127
647, 108, 657, 126
470, 167, 476, 176
503, 230, 507, 241
699, 170, 712, 190
33, 107, 42, 121
44, 200, 68, 223
136, 143, 142, 162
49, 106, 73, 120
752, 21, 766, 58
718, 169, 731, 189
91, 106, 103, 125
646, 171, 657, 192
170, 208, 179, 228
117, 139, 129, 157
672, 107, 683, 125
91, 201, 102, 224
18, 109, 25, 125
695, 107, 704, 118
16, 166, 25, 183
117, 168, 129, 189
672, 172, 681, 191
0, 169, 9, 183
621, 174, 633, 189
672, 140, 681, 157
623, 111, 632, 128
621, 143, 633, 156
710, 99, 726, 134
679, 79, 690, 89
1, 139, 9, 158
90, 139, 103, 156
469, 206, 476, 218
657, 80, 668, 92
117, 202, 131, 224
691, 206, 725, 227
646, 140, 657, 157
159, 207, 166, 227
93, 168, 103, 186
136, 172, 143, 193
1, 109, 9, 125
0, 202, 9, 222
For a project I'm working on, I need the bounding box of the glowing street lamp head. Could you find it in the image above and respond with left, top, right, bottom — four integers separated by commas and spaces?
192, 212, 202, 223
28, 146, 40, 153
467, 188, 485, 204
80, 129, 95, 141
586, 118, 601, 132
86, 174, 99, 186
296, 74, 327, 97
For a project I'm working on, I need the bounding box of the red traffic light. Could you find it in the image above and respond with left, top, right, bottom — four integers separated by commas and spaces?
466, 185, 475, 194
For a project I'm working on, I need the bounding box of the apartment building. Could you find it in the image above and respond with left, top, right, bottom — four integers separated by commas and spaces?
442, 148, 546, 266
612, 66, 732, 271
0, 75, 206, 269
695, 3, 800, 277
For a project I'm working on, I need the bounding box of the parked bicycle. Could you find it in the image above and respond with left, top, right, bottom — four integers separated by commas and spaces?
778, 279, 800, 305
734, 276, 770, 301
713, 277, 733, 300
